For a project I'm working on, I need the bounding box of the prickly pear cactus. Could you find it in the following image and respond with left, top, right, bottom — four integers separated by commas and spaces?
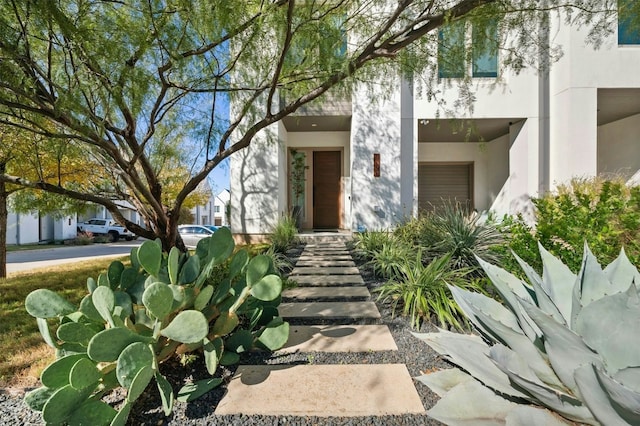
24, 228, 290, 425
415, 243, 640, 425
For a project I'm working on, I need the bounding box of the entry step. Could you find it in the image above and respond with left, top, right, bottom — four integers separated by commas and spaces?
278, 325, 397, 353
279, 301, 381, 320
282, 286, 370, 300
214, 364, 425, 416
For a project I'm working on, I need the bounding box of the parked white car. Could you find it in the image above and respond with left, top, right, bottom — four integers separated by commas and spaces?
177, 225, 215, 248
77, 218, 137, 241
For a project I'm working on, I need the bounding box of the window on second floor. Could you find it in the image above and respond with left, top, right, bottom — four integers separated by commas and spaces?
619, 0, 640, 45
438, 20, 498, 79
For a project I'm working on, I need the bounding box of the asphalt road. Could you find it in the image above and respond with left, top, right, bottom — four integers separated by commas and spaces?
6, 239, 144, 275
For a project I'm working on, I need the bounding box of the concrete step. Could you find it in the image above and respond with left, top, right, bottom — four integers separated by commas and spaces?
290, 266, 360, 275
295, 260, 356, 267
298, 233, 353, 244
279, 301, 381, 320
289, 275, 365, 286
279, 325, 397, 353
214, 364, 425, 416
282, 286, 370, 300
297, 255, 353, 262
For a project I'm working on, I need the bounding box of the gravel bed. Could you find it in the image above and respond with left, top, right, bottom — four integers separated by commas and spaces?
0, 245, 448, 426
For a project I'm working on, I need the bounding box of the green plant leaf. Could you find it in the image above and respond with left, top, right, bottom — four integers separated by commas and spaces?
167, 247, 180, 285
226, 329, 253, 353
107, 261, 125, 289
575, 364, 638, 426
604, 248, 640, 292
109, 400, 132, 426
87, 328, 153, 362
69, 358, 101, 390
142, 282, 174, 320
228, 249, 249, 279
220, 351, 240, 366
538, 243, 577, 325
415, 368, 474, 397
37, 317, 59, 349
24, 386, 56, 411
67, 400, 117, 426
156, 373, 174, 416
250, 274, 282, 301
194, 285, 214, 311
208, 227, 234, 265
79, 295, 103, 323
178, 255, 200, 284
211, 311, 239, 337
257, 320, 289, 351
126, 365, 154, 402
25, 289, 76, 319
119, 267, 139, 291
176, 378, 223, 402
40, 354, 87, 388
42, 384, 92, 425
92, 286, 115, 325
247, 255, 271, 286
137, 240, 162, 277
87, 277, 97, 294
160, 310, 208, 344
57, 322, 96, 345
116, 342, 155, 388
203, 337, 223, 375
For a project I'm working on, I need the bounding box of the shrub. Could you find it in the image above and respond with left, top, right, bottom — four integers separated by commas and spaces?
415, 243, 640, 425
376, 251, 479, 330
504, 176, 640, 274
366, 239, 414, 280
352, 230, 393, 261
417, 201, 505, 273
269, 214, 299, 253
23, 228, 289, 425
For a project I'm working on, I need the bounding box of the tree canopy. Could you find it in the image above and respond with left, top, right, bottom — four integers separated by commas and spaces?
0, 0, 625, 250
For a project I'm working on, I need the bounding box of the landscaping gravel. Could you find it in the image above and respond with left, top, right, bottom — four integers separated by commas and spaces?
0, 245, 448, 426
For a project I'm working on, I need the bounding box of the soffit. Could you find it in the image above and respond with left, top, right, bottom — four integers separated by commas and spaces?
283, 115, 352, 132
418, 118, 514, 143
598, 88, 640, 126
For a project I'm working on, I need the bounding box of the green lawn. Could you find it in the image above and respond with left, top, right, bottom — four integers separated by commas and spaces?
0, 257, 126, 387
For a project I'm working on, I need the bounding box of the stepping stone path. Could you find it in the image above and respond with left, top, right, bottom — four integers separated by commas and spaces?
215, 239, 426, 417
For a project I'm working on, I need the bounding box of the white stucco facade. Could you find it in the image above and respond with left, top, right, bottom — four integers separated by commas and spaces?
229, 12, 640, 237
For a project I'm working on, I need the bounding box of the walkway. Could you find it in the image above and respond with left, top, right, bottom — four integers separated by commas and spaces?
214, 238, 425, 417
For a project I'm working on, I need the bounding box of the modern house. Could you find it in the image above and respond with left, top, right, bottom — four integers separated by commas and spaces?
190, 189, 231, 227
230, 6, 640, 241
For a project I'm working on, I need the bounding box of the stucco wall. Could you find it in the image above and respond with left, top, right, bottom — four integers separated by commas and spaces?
350, 81, 404, 231
230, 123, 281, 235
6, 212, 39, 245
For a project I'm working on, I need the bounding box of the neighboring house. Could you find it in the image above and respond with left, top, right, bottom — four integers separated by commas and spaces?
6, 211, 77, 245
191, 189, 231, 227
230, 6, 640, 240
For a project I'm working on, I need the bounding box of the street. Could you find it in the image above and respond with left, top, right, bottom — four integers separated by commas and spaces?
6, 239, 144, 275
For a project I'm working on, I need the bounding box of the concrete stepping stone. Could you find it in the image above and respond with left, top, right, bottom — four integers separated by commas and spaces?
298, 255, 353, 261
278, 325, 397, 353
214, 364, 425, 416
289, 275, 365, 286
279, 301, 381, 320
282, 286, 370, 300
295, 260, 356, 267
291, 266, 360, 275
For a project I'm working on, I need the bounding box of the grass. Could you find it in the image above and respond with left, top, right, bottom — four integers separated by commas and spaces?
0, 257, 126, 387
6, 243, 59, 252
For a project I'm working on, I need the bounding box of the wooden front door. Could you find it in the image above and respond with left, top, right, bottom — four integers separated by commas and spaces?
313, 151, 341, 228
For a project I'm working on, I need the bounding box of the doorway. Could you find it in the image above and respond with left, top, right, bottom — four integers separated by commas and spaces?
313, 151, 341, 228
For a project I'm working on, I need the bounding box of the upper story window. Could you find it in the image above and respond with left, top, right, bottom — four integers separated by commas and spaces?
438, 20, 498, 79
619, 0, 640, 45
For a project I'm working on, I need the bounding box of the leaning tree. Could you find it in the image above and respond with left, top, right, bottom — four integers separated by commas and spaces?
0, 0, 624, 250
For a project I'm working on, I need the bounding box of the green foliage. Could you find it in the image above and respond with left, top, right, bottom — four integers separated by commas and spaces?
24, 228, 289, 424
377, 252, 478, 330
503, 177, 640, 274
398, 201, 505, 274
415, 243, 640, 425
352, 230, 394, 261
269, 214, 299, 254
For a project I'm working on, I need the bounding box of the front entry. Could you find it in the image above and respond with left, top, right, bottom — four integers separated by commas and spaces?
313, 151, 341, 228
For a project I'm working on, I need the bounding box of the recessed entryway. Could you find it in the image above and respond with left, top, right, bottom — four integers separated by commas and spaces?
313, 151, 341, 228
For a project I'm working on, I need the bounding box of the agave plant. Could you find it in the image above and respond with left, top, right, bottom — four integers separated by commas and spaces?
414, 243, 640, 425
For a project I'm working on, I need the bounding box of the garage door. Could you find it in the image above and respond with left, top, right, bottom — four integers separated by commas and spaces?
418, 163, 473, 212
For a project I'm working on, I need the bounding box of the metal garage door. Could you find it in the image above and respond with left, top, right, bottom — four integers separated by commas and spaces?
418, 163, 473, 212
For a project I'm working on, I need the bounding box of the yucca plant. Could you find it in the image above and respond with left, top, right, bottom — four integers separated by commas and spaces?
415, 243, 640, 425
376, 251, 477, 330
366, 239, 414, 280
418, 201, 505, 273
352, 230, 393, 261
269, 213, 299, 253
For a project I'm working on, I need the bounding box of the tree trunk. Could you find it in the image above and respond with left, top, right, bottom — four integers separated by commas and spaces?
0, 162, 7, 279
